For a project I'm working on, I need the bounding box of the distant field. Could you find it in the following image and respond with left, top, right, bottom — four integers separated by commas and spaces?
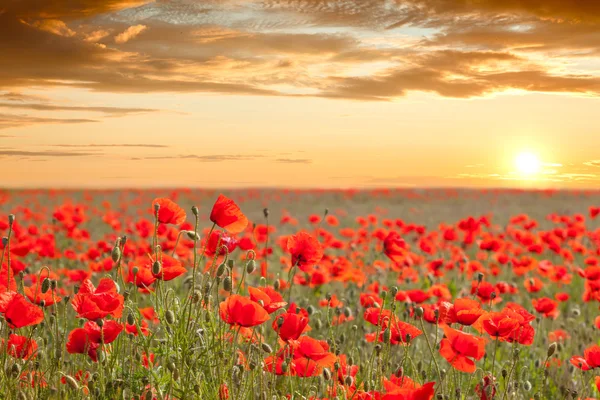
0, 188, 599, 399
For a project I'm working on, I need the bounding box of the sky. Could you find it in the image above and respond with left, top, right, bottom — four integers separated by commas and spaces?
1, 0, 600, 188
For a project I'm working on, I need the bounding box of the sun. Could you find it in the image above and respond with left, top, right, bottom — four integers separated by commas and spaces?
515, 152, 541, 176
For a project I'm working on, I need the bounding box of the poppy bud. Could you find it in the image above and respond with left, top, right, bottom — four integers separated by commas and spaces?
315, 319, 322, 330
547, 342, 557, 357
246, 259, 256, 274
395, 366, 403, 378
41, 278, 50, 294
132, 266, 139, 276
477, 272, 484, 282
1, 237, 7, 247
374, 344, 382, 354
227, 259, 234, 269
502, 369, 508, 378
127, 313, 135, 325
281, 361, 288, 373
405, 333, 411, 343
40, 300, 45, 307
152, 261, 161, 275
344, 376, 353, 386
186, 230, 200, 240
490, 291, 497, 300
273, 279, 281, 291
223, 276, 232, 292
415, 307, 424, 318
322, 368, 331, 381
380, 291, 387, 300
8, 214, 15, 226
166, 310, 175, 325
259, 277, 266, 287
112, 246, 121, 263
261, 343, 272, 353
390, 286, 398, 297
50, 280, 57, 290
191, 206, 199, 216
64, 375, 79, 390
523, 381, 532, 391
307, 305, 315, 315
96, 319, 104, 327
192, 290, 201, 304
383, 328, 391, 343
324, 208, 329, 216
263, 208, 269, 218
121, 235, 127, 246
153, 203, 160, 213
216, 263, 226, 278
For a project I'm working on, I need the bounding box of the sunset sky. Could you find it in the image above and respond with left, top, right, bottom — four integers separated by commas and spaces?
1, 0, 600, 188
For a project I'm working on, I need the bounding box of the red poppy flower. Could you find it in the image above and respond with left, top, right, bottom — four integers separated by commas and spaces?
571, 345, 600, 371
291, 336, 336, 377
71, 278, 124, 321
210, 194, 248, 234
273, 312, 310, 342
150, 254, 186, 281
6, 334, 37, 359
532, 297, 559, 319
219, 294, 270, 328
248, 286, 287, 314
479, 312, 520, 338
66, 320, 123, 362
439, 325, 486, 373
439, 298, 484, 326
383, 232, 407, 263
382, 377, 435, 400
205, 230, 238, 257
287, 232, 323, 272
152, 198, 186, 225
0, 291, 44, 329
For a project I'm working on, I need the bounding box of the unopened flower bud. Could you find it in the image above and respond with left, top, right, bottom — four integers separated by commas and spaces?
246, 259, 256, 274
152, 261, 161, 275
547, 342, 557, 357
41, 278, 50, 294
223, 276, 232, 292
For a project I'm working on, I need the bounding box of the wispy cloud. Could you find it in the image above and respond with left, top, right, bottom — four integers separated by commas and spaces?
0, 149, 100, 157
275, 158, 312, 164
131, 154, 265, 162
49, 144, 169, 148
0, 113, 98, 130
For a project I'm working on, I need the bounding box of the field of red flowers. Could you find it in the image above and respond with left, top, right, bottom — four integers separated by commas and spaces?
1, 188, 600, 400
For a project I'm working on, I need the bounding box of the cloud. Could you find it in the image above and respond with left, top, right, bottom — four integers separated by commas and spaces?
0, 0, 599, 104
0, 149, 100, 157
49, 144, 169, 148
275, 158, 312, 164
114, 25, 147, 44
131, 154, 265, 162
0, 102, 159, 116
0, 113, 98, 130
584, 160, 600, 167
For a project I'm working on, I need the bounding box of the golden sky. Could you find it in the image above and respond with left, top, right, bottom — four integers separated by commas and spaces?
1, 0, 600, 188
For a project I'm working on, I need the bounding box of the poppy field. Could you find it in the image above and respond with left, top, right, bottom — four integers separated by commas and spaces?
2, 188, 600, 400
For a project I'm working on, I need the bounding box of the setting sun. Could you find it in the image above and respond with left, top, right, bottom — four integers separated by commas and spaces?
515, 152, 541, 176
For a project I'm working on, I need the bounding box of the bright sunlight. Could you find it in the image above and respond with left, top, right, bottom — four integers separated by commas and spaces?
515, 151, 541, 176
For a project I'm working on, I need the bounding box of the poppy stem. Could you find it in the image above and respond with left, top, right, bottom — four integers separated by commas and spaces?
419, 317, 444, 396
490, 337, 499, 381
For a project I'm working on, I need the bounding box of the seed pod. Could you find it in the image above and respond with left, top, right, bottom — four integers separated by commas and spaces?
166, 310, 175, 325
132, 266, 139, 276
127, 313, 135, 325
216, 263, 226, 278
191, 206, 199, 216
383, 328, 391, 343
41, 278, 51, 294
223, 276, 232, 292
415, 307, 424, 318
8, 214, 15, 225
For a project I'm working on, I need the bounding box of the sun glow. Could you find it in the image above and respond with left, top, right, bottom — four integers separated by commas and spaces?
515, 152, 541, 176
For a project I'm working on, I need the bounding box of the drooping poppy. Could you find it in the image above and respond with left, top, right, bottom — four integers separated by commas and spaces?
210, 194, 248, 234
0, 291, 44, 329
71, 278, 124, 320
287, 232, 323, 272
152, 198, 186, 225
219, 294, 270, 328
